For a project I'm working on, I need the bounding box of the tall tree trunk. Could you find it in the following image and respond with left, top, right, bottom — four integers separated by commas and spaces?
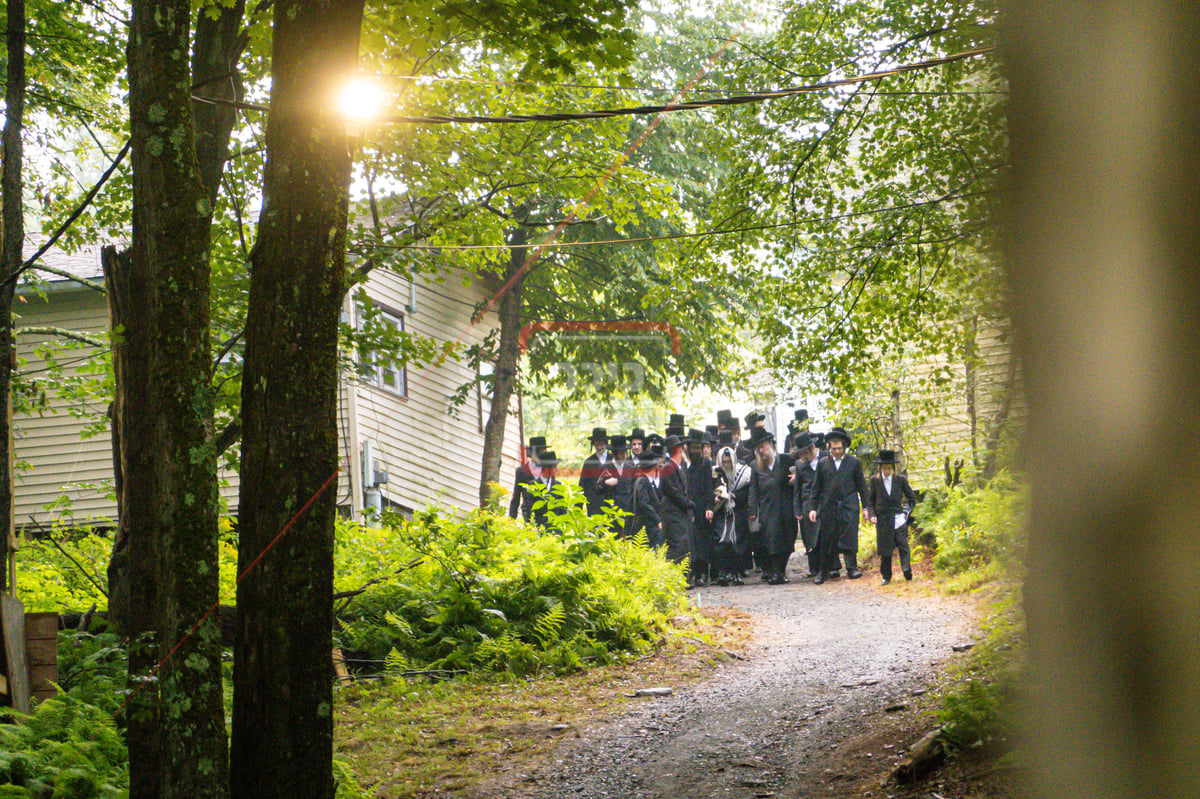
479, 225, 527, 507
231, 2, 364, 797
126, 1, 227, 797
0, 0, 24, 593
1004, 2, 1200, 797
107, 0, 247, 624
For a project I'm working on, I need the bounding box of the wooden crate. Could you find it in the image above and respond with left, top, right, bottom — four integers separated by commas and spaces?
25, 612, 58, 705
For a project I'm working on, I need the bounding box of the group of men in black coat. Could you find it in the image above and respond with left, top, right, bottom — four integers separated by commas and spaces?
508, 409, 918, 587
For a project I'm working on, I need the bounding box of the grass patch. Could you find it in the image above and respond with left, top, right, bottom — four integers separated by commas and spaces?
333, 607, 751, 798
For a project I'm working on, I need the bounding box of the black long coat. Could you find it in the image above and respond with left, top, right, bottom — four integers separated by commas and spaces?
508, 463, 536, 522
579, 452, 617, 516
658, 458, 694, 564
687, 456, 716, 565
793, 457, 820, 552
749, 456, 795, 556
530, 476, 566, 533
868, 473, 917, 556
629, 474, 663, 547
805, 454, 871, 551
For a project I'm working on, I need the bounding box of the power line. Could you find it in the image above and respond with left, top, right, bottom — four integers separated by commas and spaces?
192, 47, 994, 126
354, 189, 992, 252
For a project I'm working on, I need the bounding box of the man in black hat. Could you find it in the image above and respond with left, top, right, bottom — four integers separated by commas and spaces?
791, 431, 821, 578
629, 428, 646, 457
686, 429, 716, 586
717, 409, 752, 464
869, 449, 917, 584
530, 450, 566, 533
658, 434, 695, 565
580, 427, 616, 517
747, 427, 796, 584
509, 436, 545, 522
609, 434, 636, 536
805, 427, 872, 583
628, 448, 663, 547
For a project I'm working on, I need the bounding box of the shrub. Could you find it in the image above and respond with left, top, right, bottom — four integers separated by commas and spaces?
914, 472, 1028, 579
0, 694, 128, 797
335, 484, 689, 677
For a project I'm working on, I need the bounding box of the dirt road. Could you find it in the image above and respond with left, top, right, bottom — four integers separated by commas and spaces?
523, 567, 979, 799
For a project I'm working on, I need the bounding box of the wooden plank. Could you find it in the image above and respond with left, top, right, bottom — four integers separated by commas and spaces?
30, 666, 56, 695
24, 612, 57, 640
1, 595, 29, 714
26, 637, 56, 667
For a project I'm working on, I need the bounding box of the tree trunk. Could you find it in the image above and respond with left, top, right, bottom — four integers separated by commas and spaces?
479, 225, 527, 507
126, 1, 227, 796
191, 0, 247, 207
1004, 2, 1200, 797
0, 0, 25, 593
230, 2, 364, 797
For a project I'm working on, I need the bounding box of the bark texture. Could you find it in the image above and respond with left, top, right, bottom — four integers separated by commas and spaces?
125, 1, 227, 796
1004, 3, 1200, 798
479, 225, 527, 506
230, 2, 364, 797
0, 0, 25, 591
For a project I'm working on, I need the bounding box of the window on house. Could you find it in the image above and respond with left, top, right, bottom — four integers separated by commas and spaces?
361, 304, 408, 398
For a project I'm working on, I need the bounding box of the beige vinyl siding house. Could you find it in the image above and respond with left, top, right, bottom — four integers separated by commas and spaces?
13, 244, 522, 529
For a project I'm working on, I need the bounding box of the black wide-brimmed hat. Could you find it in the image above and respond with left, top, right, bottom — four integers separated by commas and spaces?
826, 427, 852, 447
637, 449, 662, 467
793, 431, 814, 451
646, 432, 664, 446
787, 418, 803, 435
685, 427, 706, 444
665, 425, 685, 438
669, 413, 686, 428
610, 434, 629, 450
718, 430, 735, 446
875, 449, 899, 464
528, 435, 547, 449
539, 449, 561, 466
629, 427, 646, 442
588, 427, 608, 443
794, 408, 809, 422
705, 424, 719, 443
663, 434, 684, 451
748, 426, 776, 449
744, 411, 762, 427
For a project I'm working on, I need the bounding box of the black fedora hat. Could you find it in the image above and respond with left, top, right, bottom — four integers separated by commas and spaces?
716, 408, 734, 423
646, 432, 664, 446
588, 427, 608, 443
637, 449, 662, 467
528, 435, 547, 449
705, 424, 719, 443
875, 449, 899, 464
610, 434, 629, 450
629, 427, 646, 442
665, 425, 685, 438
793, 431, 814, 451
794, 408, 809, 422
748, 427, 775, 449
685, 427, 706, 444
743, 411, 761, 427
826, 427, 852, 447
718, 430, 735, 446
663, 434, 684, 451
669, 413, 686, 428
539, 449, 561, 466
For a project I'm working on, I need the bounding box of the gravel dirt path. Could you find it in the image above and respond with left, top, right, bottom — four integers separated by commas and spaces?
522, 564, 980, 799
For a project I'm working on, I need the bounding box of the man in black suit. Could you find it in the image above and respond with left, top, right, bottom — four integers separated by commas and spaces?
509, 436, 545, 522
805, 427, 872, 583
658, 434, 694, 565
747, 427, 796, 584
579, 427, 615, 516
791, 431, 821, 578
686, 429, 716, 586
530, 450, 566, 533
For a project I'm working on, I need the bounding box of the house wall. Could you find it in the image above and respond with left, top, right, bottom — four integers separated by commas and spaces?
342, 266, 524, 517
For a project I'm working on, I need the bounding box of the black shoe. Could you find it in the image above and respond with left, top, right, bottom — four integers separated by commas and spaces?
732, 574, 744, 585
779, 573, 790, 583
767, 574, 784, 585
903, 569, 913, 581
829, 570, 840, 578
881, 577, 891, 585
848, 569, 863, 579
813, 572, 826, 585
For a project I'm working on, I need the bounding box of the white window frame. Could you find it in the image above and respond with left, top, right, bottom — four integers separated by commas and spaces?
365, 306, 408, 398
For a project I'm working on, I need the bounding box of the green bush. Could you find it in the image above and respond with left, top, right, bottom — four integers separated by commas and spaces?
914, 472, 1028, 579
335, 483, 689, 677
15, 528, 110, 614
